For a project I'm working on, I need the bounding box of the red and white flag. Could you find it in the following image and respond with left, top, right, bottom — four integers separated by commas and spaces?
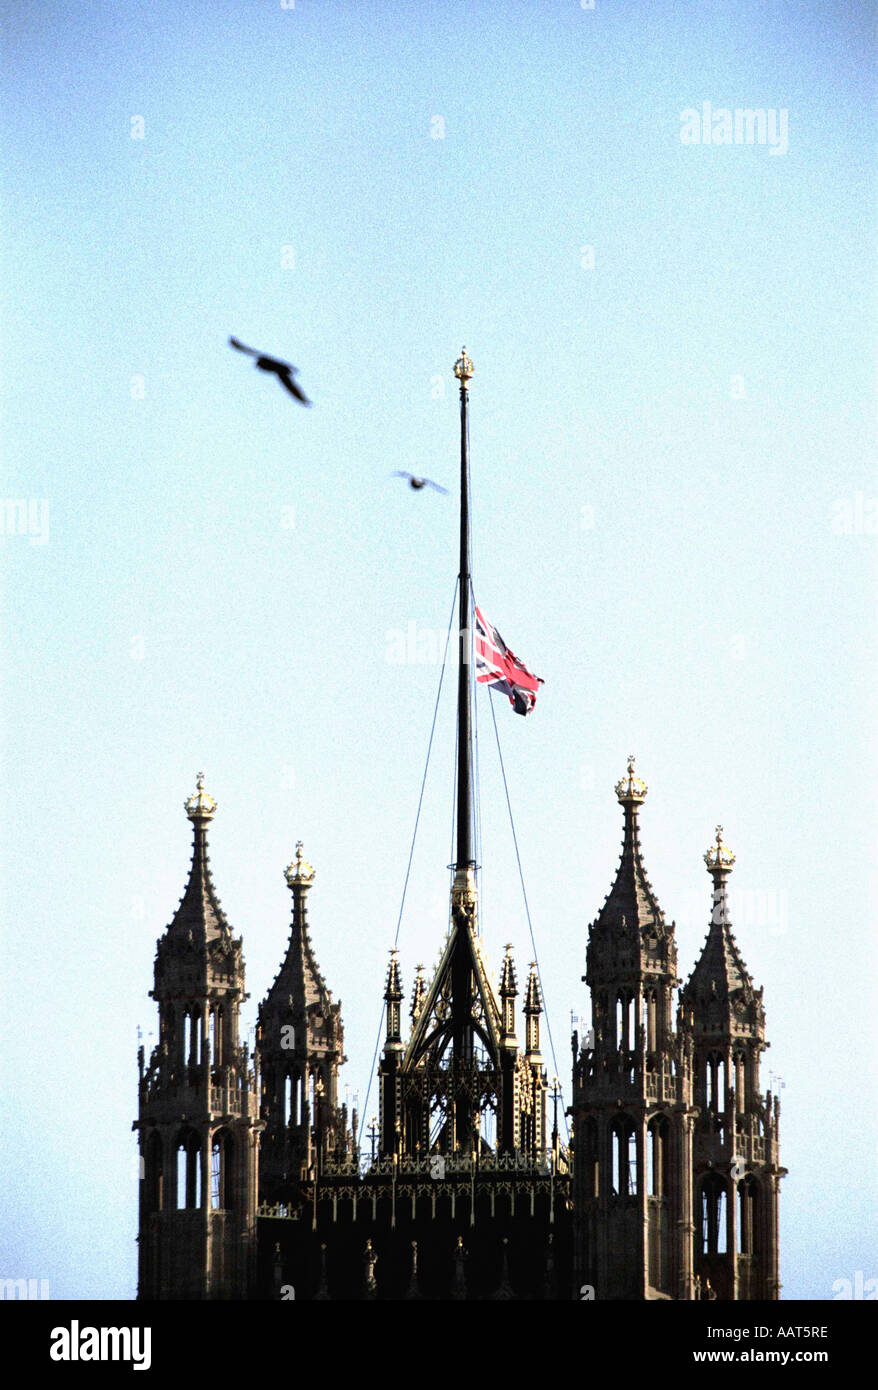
474, 607, 543, 716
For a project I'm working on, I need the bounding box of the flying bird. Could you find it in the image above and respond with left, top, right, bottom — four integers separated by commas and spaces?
393, 471, 448, 494
229, 337, 311, 405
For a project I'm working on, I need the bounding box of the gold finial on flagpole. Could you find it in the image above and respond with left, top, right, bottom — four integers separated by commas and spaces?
454, 347, 474, 387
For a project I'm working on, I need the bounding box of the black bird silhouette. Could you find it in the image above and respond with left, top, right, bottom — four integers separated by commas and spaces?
229, 337, 311, 405
393, 471, 448, 494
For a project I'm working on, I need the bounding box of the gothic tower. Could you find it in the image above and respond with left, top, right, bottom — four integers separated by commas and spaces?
134, 776, 261, 1299
572, 758, 696, 1300
256, 843, 349, 1204
679, 827, 784, 1299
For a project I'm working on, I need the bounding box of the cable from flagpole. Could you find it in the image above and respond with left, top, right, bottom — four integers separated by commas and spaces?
484, 670, 570, 1142
450, 703, 458, 930
471, 582, 484, 936
356, 577, 460, 1164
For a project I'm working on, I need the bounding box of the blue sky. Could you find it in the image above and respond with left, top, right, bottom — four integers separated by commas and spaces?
0, 0, 875, 1300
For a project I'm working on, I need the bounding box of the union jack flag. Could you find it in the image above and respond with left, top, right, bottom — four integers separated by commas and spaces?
474, 606, 543, 716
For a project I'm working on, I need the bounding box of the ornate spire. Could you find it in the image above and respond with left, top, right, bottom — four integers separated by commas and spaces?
263, 844, 333, 1008
163, 773, 231, 946
500, 944, 518, 999
499, 944, 519, 1047
410, 964, 427, 1024
681, 829, 764, 1033
384, 948, 403, 1002
524, 962, 542, 1016
524, 962, 543, 1057
594, 756, 665, 936
384, 948, 403, 1049
259, 842, 343, 1075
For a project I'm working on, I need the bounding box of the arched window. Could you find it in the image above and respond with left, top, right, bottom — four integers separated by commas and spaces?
706, 1052, 727, 1117
699, 1174, 728, 1255
210, 1130, 234, 1211
175, 1129, 201, 1210
208, 1010, 216, 1066
610, 1117, 636, 1198
615, 992, 632, 1051
183, 1012, 191, 1067
284, 1074, 294, 1126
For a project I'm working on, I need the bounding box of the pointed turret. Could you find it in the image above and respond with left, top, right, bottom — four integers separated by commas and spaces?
585, 757, 679, 1055
257, 843, 346, 1196
593, 756, 667, 941
573, 758, 692, 1301
496, 944, 521, 1152
410, 964, 427, 1027
524, 962, 543, 1059
379, 949, 404, 1156
519, 962, 548, 1158
499, 944, 519, 1044
153, 775, 236, 993
681, 828, 784, 1300
135, 775, 261, 1300
681, 827, 764, 1037
384, 949, 404, 1047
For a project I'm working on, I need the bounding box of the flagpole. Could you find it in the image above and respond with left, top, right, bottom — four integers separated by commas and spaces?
454, 348, 474, 874
451, 348, 476, 1103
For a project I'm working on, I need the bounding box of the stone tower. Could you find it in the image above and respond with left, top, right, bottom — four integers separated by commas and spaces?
572, 758, 696, 1299
679, 827, 784, 1299
256, 842, 349, 1204
134, 775, 261, 1299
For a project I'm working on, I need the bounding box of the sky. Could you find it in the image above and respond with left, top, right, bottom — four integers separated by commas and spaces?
0, 0, 875, 1302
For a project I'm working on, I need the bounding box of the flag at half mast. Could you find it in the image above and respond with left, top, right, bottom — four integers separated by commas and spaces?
474, 606, 544, 716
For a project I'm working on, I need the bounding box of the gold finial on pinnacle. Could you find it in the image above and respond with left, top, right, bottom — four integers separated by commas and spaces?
454, 347, 474, 385
615, 754, 647, 805
704, 824, 735, 872
185, 771, 217, 822
285, 840, 315, 888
